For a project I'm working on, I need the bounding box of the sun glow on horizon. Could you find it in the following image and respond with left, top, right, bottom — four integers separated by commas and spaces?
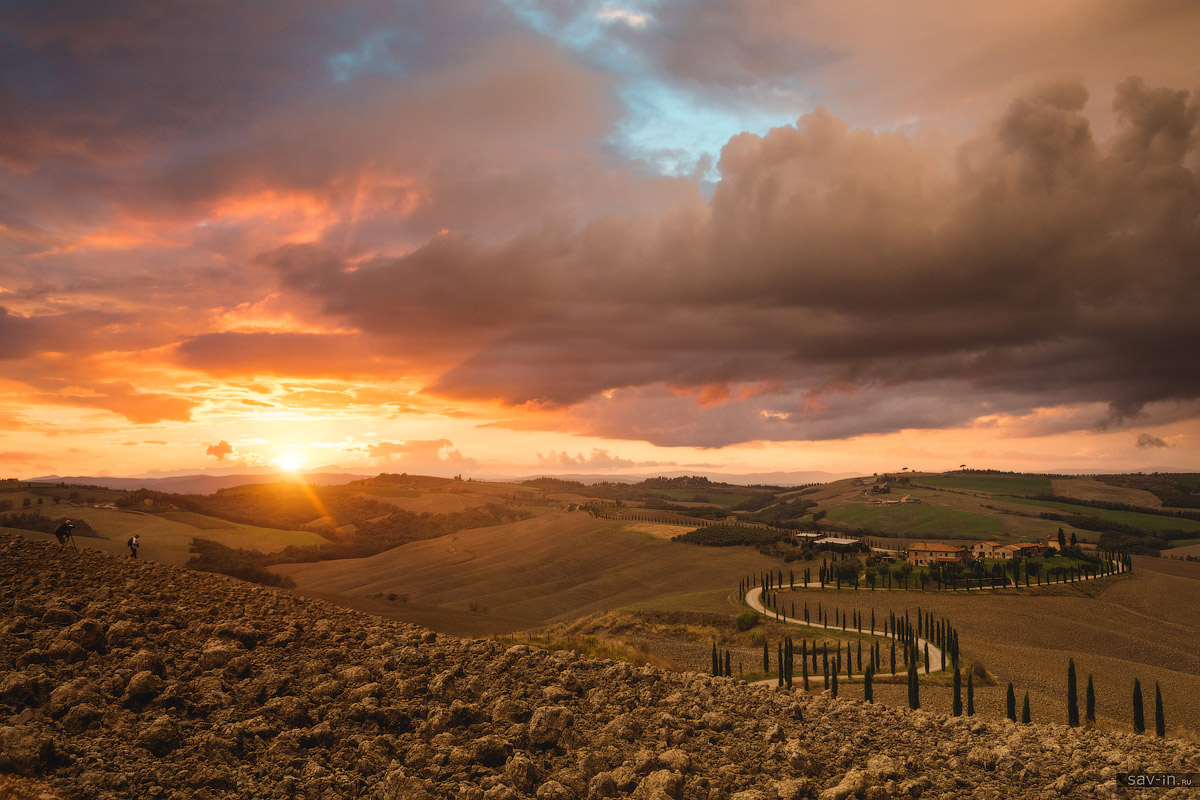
274, 453, 305, 473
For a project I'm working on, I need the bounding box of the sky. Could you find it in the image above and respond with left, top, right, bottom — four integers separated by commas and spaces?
2, 0, 1199, 481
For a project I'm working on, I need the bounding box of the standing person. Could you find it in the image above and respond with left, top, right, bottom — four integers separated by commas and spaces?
127, 534, 140, 558
54, 519, 76, 551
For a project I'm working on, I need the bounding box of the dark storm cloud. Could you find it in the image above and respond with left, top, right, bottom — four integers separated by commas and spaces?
0, 307, 128, 359
175, 332, 384, 377
4, 1, 1199, 452
1136, 434, 1171, 449
267, 79, 1200, 445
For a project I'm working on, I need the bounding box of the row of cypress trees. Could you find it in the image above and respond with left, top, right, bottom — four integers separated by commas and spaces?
1065, 659, 1166, 736
740, 549, 1130, 595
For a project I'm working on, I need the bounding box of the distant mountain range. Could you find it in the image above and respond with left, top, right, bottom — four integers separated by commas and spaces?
25, 466, 1196, 495
505, 470, 863, 486
25, 472, 374, 494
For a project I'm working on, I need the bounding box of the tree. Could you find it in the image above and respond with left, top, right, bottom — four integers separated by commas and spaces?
1021, 692, 1031, 723
864, 666, 873, 703
1057, 528, 1066, 550
725, 649, 731, 678
1155, 682, 1165, 737
967, 670, 975, 716
712, 642, 719, 676
952, 667, 962, 716
1006, 683, 1016, 722
1086, 674, 1095, 725
831, 666, 839, 698
907, 660, 919, 710
1067, 659, 1079, 727
763, 640, 769, 674
1133, 679, 1145, 734
924, 642, 930, 675
1069, 530, 1078, 547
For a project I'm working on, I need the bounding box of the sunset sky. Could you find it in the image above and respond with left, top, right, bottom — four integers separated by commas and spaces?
2, 1, 1199, 480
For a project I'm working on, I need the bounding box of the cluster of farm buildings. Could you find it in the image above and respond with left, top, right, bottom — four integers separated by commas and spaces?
793, 531, 1079, 567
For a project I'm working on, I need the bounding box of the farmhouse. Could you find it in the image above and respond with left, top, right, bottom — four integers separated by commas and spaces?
906, 542, 969, 567
815, 536, 862, 552
973, 541, 1047, 559
972, 541, 1009, 558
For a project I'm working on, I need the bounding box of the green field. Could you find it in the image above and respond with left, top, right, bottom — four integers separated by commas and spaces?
822, 500, 1006, 540
916, 473, 1052, 496
1168, 538, 1200, 549
1003, 497, 1200, 533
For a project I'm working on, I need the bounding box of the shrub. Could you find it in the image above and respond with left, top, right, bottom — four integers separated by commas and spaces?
735, 610, 760, 632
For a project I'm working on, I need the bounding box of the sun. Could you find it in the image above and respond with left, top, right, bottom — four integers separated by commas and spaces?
276, 453, 304, 473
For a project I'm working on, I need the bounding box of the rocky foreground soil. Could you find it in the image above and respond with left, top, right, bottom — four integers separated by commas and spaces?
1, 536, 1197, 800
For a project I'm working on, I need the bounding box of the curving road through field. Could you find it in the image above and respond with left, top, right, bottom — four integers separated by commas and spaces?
744, 585, 943, 686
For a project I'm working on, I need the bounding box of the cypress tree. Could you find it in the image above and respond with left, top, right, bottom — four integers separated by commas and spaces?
802, 642, 809, 690
907, 660, 919, 709
890, 639, 896, 674
1021, 692, 1031, 723
1086, 674, 1095, 725
924, 642, 930, 675
952, 666, 962, 716
856, 639, 862, 671
1067, 659, 1079, 727
831, 666, 839, 697
1006, 683, 1016, 722
763, 640, 769, 673
712, 642, 719, 676
778, 642, 784, 687
725, 649, 731, 678
1133, 679, 1145, 734
1154, 682, 1165, 737
864, 666, 873, 703
967, 669, 975, 716
785, 639, 793, 689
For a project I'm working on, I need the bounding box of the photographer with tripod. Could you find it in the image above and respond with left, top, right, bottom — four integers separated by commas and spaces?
54, 519, 77, 552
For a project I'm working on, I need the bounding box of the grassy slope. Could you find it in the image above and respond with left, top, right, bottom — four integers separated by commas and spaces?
1000, 497, 1200, 533
816, 473, 1199, 543
273, 510, 782, 636
819, 484, 1051, 541
917, 473, 1052, 496
1049, 477, 1164, 508
1, 505, 327, 567
349, 479, 541, 514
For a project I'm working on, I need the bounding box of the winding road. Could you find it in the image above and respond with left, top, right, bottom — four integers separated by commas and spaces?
744, 584, 943, 686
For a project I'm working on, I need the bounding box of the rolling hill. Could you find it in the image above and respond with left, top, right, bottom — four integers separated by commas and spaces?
272, 511, 782, 636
